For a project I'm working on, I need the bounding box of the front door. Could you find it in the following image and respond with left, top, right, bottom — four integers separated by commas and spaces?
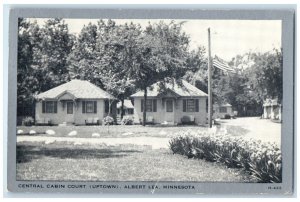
164, 99, 174, 123
66, 101, 74, 123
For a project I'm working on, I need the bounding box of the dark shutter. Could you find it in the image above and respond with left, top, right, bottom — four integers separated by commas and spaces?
94, 101, 97, 113
54, 101, 57, 113
141, 99, 144, 112
153, 100, 157, 112
183, 100, 187, 112
42, 101, 45, 113
82, 101, 86, 113
105, 100, 109, 113
195, 99, 199, 112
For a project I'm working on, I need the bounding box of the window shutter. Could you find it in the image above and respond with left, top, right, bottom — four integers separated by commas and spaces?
105, 100, 109, 113
94, 101, 97, 113
153, 100, 157, 112
183, 100, 187, 112
54, 101, 57, 113
141, 99, 144, 112
195, 99, 199, 112
42, 101, 45, 113
82, 101, 86, 113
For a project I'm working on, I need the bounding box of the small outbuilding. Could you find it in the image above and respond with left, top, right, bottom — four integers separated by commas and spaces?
35, 79, 116, 125
263, 98, 282, 120
117, 99, 134, 116
213, 103, 234, 119
130, 79, 208, 125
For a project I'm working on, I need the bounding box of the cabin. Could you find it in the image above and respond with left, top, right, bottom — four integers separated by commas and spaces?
35, 79, 116, 125
213, 103, 234, 119
130, 79, 208, 125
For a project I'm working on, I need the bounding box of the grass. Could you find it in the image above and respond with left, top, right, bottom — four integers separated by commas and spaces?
16, 141, 253, 182
17, 125, 213, 138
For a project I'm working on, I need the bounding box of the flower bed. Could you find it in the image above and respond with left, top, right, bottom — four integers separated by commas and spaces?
169, 130, 282, 183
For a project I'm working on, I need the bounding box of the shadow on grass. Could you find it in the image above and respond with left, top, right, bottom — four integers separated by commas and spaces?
17, 145, 142, 164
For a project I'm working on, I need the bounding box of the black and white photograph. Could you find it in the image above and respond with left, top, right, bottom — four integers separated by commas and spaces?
6, 7, 295, 195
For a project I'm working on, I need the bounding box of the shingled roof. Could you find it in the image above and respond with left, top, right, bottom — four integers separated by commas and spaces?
36, 80, 114, 100
130, 79, 208, 98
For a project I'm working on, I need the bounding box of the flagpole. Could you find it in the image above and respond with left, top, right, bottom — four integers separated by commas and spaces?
207, 28, 212, 128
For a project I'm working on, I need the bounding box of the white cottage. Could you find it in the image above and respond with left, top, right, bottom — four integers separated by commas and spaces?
35, 80, 116, 125
130, 80, 208, 125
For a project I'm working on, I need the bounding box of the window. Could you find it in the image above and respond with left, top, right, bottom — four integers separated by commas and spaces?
141, 99, 157, 112
183, 99, 199, 112
219, 107, 227, 113
166, 100, 173, 112
146, 100, 153, 112
82, 101, 97, 113
86, 101, 94, 113
42, 101, 57, 114
187, 99, 195, 112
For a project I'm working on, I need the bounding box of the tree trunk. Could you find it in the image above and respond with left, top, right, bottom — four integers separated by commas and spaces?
108, 99, 111, 115
142, 88, 147, 126
121, 96, 125, 119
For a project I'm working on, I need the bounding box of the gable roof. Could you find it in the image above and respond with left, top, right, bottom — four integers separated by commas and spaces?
36, 79, 114, 100
117, 99, 134, 109
130, 79, 208, 98
213, 103, 232, 107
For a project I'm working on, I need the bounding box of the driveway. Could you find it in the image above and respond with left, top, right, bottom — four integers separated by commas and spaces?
219, 117, 281, 144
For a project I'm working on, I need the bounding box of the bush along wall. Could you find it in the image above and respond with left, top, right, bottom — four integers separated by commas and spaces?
169, 130, 282, 183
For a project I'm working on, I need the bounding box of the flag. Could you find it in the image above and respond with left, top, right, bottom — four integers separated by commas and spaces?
213, 56, 234, 72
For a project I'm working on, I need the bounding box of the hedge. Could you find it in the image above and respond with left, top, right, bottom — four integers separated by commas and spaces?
169, 130, 282, 183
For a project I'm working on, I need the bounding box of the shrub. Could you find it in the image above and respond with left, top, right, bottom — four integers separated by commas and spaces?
121, 116, 134, 125
23, 117, 34, 126
224, 114, 231, 119
103, 116, 114, 125
169, 130, 282, 183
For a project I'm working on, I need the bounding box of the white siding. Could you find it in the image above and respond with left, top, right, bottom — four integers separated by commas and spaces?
35, 99, 106, 125
133, 97, 207, 125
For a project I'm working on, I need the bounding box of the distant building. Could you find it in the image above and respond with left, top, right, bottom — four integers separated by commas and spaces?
117, 99, 134, 116
213, 103, 234, 119
263, 98, 282, 120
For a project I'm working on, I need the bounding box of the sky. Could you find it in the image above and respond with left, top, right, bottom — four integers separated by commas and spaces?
31, 18, 282, 62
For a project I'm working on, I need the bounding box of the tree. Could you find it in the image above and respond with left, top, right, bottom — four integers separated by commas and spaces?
67, 22, 101, 85
17, 18, 75, 118
17, 18, 42, 116
33, 18, 74, 91
129, 21, 190, 126
183, 46, 208, 93
68, 20, 138, 119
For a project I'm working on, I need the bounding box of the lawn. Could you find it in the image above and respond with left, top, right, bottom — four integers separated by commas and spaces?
17, 141, 253, 182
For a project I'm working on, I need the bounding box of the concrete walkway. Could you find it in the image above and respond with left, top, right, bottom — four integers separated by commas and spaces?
17, 135, 171, 149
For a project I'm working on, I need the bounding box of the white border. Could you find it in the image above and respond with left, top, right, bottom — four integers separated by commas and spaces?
1, 0, 298, 201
